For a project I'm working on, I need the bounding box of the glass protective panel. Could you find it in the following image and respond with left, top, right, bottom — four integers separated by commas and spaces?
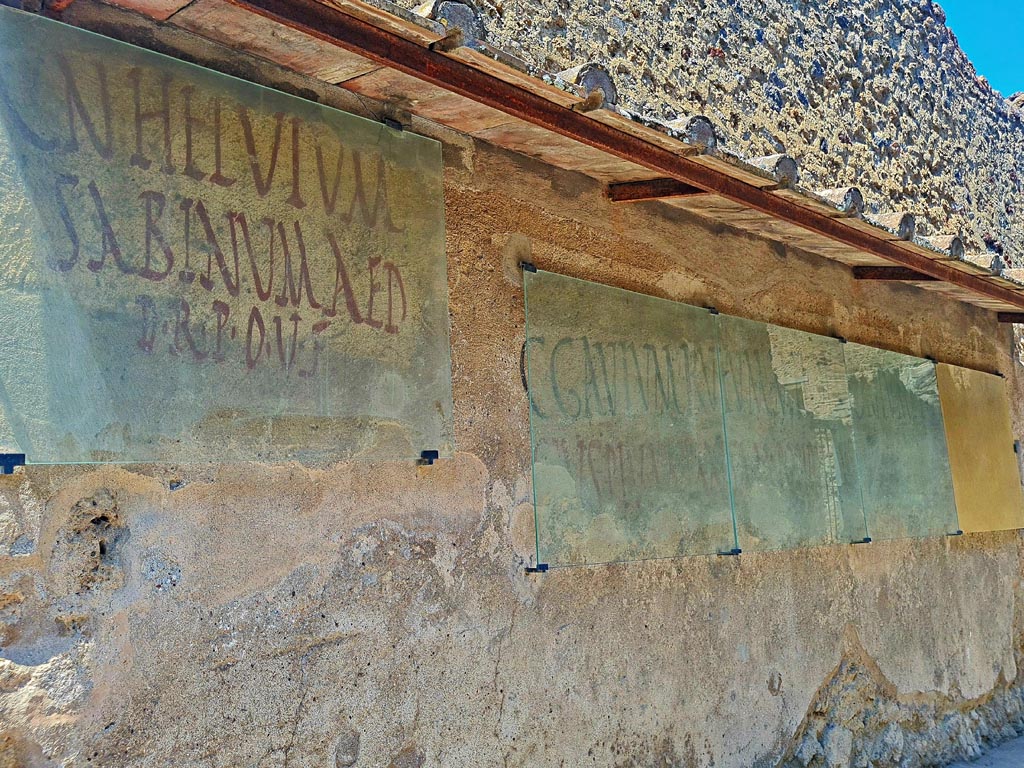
936, 363, 1024, 532
523, 270, 736, 566
845, 344, 958, 539
0, 8, 452, 463
715, 315, 867, 551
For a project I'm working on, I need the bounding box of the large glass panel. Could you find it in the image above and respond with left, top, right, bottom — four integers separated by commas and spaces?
936, 363, 1024, 533
0, 8, 452, 463
845, 344, 958, 539
523, 270, 735, 566
715, 315, 867, 551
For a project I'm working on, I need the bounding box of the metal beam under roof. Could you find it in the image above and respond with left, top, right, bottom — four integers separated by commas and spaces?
201, 0, 1024, 313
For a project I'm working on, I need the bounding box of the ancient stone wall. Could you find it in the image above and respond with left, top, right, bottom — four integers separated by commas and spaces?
0, 4, 1023, 767
403, 0, 1024, 268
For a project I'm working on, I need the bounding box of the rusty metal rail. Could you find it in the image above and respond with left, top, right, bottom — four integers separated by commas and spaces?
230, 0, 1023, 310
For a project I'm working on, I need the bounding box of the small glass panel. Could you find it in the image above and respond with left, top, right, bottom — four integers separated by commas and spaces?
715, 315, 867, 551
0, 8, 452, 463
845, 344, 958, 539
524, 270, 735, 566
936, 363, 1024, 533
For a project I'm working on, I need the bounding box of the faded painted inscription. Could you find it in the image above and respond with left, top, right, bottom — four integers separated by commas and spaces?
715, 316, 868, 551
845, 345, 958, 539
524, 272, 969, 566
0, 8, 452, 462
524, 270, 735, 566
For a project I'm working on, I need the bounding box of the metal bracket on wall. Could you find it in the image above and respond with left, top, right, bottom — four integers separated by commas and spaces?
706, 306, 719, 315
525, 563, 549, 573
382, 116, 404, 131
717, 548, 741, 556
416, 450, 440, 466
519, 261, 537, 273
0, 454, 25, 474
852, 537, 872, 544
519, 341, 530, 394
947, 530, 964, 537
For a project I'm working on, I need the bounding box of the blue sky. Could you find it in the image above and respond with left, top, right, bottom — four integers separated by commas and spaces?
938, 0, 1022, 96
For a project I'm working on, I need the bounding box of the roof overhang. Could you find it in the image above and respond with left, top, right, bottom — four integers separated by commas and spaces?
52, 0, 1024, 317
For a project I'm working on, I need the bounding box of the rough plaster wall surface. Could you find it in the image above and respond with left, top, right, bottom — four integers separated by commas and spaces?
0, 7, 1024, 767
396, 0, 1024, 266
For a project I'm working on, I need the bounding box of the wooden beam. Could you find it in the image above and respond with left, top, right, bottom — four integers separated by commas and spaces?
225, 0, 1024, 312
997, 313, 1024, 323
852, 266, 937, 281
607, 178, 709, 202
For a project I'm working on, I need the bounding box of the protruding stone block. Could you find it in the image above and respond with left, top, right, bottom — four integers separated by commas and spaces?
335, 730, 360, 767
922, 234, 965, 260
964, 251, 996, 271
815, 187, 865, 216
871, 212, 916, 241
667, 115, 717, 152
558, 63, 617, 109
414, 0, 485, 41
750, 154, 799, 187
1000, 268, 1024, 285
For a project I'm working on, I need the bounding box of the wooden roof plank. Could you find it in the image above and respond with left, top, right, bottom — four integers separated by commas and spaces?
317, 0, 444, 45
175, 0, 381, 83
443, 47, 582, 108
343, 66, 511, 132
586, 109, 704, 156
472, 121, 660, 177
224, 0, 1024, 312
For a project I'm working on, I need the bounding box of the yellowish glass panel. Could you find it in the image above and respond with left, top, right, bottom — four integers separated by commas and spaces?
937, 364, 1024, 533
